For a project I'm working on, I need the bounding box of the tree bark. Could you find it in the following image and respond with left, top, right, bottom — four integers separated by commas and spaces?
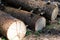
3, 6, 46, 31
1, 0, 58, 21
2, 0, 46, 11
0, 11, 26, 40
33, 3, 58, 21
41, 3, 58, 21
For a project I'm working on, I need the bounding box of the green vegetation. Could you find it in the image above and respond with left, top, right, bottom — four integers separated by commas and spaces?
26, 29, 32, 36
1, 37, 6, 40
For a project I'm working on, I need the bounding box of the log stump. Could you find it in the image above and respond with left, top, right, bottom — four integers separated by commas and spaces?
0, 11, 26, 40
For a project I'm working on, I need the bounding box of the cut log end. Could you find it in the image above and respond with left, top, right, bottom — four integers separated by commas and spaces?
51, 6, 58, 21
7, 20, 26, 40
35, 17, 46, 31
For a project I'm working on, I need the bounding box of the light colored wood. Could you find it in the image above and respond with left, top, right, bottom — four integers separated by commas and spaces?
0, 11, 26, 40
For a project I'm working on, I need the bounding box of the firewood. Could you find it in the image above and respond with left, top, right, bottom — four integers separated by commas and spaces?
0, 11, 26, 40
2, 6, 46, 31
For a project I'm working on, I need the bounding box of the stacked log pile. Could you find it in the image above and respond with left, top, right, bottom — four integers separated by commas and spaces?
1, 0, 58, 21
2, 6, 46, 31
0, 0, 59, 40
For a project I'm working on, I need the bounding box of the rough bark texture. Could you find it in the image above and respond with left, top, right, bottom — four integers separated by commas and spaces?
1, 0, 46, 11
1, 0, 58, 21
0, 11, 26, 40
3, 6, 46, 31
33, 3, 58, 21
41, 3, 58, 21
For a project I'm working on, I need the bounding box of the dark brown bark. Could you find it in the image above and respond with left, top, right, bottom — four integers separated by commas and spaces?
1, 0, 58, 21
3, 6, 46, 31
33, 3, 58, 21
41, 4, 58, 21
2, 0, 46, 11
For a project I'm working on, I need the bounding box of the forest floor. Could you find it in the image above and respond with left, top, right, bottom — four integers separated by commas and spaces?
23, 34, 60, 40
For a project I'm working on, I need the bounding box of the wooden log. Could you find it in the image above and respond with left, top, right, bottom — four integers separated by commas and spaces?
0, 11, 26, 40
1, 0, 58, 21
2, 6, 46, 31
33, 3, 58, 21
0, 1, 58, 21
1, 0, 46, 11
40, 3, 58, 21
1, 0, 58, 20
